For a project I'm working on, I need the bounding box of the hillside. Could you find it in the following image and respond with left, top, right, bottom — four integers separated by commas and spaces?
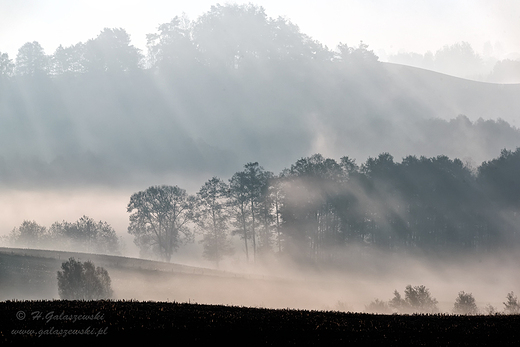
383, 62, 520, 124
0, 247, 267, 301
1, 61, 520, 190
2, 2, 520, 190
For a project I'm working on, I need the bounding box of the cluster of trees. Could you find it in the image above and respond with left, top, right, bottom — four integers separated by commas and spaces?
366, 285, 520, 315
57, 257, 113, 300
126, 147, 520, 265
0, 28, 142, 77
2, 216, 122, 255
0, 4, 371, 78
367, 285, 439, 314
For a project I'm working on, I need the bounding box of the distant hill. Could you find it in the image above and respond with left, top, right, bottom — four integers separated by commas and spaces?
1, 59, 520, 189
382, 62, 520, 124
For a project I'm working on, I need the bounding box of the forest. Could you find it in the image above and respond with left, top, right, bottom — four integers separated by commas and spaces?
1, 4, 520, 190
6, 148, 520, 266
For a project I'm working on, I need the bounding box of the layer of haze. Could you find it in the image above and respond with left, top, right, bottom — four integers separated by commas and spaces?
1, 247, 518, 314
0, 2, 519, 311
1, 0, 519, 63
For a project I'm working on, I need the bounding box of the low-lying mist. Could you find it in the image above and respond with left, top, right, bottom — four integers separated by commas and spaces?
106, 245, 519, 314
1, 226, 518, 315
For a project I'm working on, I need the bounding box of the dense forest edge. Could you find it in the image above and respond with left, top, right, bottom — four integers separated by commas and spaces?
3, 148, 520, 265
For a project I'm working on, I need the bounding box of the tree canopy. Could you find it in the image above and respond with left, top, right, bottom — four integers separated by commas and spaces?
127, 185, 195, 261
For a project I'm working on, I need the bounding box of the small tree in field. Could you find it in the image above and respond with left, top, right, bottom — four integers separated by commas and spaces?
453, 291, 478, 314
389, 290, 410, 313
404, 285, 438, 313
57, 258, 113, 300
504, 291, 520, 314
389, 285, 438, 313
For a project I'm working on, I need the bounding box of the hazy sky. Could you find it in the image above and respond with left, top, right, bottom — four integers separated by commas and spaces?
1, 0, 519, 61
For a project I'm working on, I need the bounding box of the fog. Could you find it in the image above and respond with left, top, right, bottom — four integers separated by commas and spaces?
1, 2, 520, 313
2, 245, 518, 314
113, 249, 516, 313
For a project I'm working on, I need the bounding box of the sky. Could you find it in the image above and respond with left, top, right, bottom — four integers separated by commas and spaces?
1, 0, 520, 61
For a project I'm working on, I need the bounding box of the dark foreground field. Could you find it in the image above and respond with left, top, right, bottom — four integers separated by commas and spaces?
1, 300, 519, 346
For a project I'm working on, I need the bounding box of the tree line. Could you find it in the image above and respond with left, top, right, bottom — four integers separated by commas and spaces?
2, 216, 122, 255
4, 148, 520, 265
0, 4, 366, 77
126, 148, 520, 265
366, 285, 520, 315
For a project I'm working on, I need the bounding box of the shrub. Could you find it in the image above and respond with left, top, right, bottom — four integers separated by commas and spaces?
334, 300, 353, 312
365, 299, 391, 314
453, 291, 478, 315
57, 257, 113, 300
483, 304, 498, 315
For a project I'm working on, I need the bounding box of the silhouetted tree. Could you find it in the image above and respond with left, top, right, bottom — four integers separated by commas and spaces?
127, 185, 195, 261
503, 292, 520, 314
57, 257, 113, 300
195, 177, 234, 267
6, 220, 47, 248
229, 170, 251, 261
404, 285, 438, 313
365, 299, 391, 314
281, 154, 347, 259
50, 216, 121, 254
0, 52, 14, 76
146, 13, 199, 71
434, 41, 483, 78
84, 28, 143, 73
268, 175, 285, 253
51, 43, 86, 75
388, 290, 410, 313
478, 148, 520, 208
15, 41, 49, 76
390, 285, 438, 313
227, 163, 271, 262
453, 291, 478, 314
242, 162, 271, 260
192, 4, 271, 69
256, 171, 277, 256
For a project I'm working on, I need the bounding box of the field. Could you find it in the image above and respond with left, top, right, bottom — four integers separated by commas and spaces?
1, 247, 519, 345
1, 300, 519, 345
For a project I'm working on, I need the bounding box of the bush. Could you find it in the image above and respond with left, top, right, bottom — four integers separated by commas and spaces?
365, 299, 391, 314
483, 304, 498, 315
453, 291, 478, 314
57, 258, 113, 300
